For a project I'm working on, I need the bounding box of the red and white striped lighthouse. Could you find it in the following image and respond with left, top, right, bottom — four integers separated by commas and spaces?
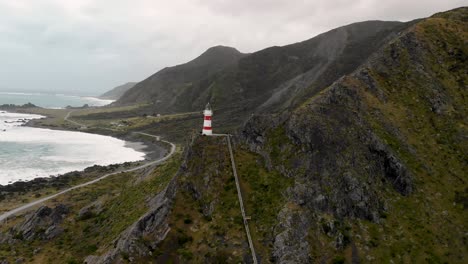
202, 102, 213, 135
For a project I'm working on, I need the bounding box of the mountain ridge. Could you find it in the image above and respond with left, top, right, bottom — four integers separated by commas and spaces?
115, 20, 413, 122
115, 46, 246, 108
99, 82, 137, 100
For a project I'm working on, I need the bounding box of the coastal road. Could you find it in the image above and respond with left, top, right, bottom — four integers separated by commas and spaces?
0, 134, 176, 222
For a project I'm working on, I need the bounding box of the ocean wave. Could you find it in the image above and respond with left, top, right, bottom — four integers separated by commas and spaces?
80, 96, 115, 106
0, 124, 145, 185
0, 112, 45, 130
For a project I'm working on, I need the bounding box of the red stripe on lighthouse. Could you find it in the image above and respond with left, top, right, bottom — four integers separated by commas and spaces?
204, 116, 212, 120
203, 126, 212, 130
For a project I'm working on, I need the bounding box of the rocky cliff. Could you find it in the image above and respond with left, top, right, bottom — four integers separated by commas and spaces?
86, 177, 178, 264
240, 7, 467, 262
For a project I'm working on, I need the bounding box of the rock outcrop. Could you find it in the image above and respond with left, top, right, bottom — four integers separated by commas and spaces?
87, 177, 178, 264
9, 204, 70, 241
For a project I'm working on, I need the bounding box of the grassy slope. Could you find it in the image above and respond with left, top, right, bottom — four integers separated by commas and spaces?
151, 136, 292, 263
239, 8, 467, 263
237, 147, 294, 262
0, 155, 180, 263
293, 10, 467, 263
154, 137, 247, 263
0, 163, 140, 215
349, 14, 467, 262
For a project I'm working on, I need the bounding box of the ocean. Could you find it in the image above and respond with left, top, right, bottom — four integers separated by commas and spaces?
0, 92, 113, 108
0, 93, 146, 185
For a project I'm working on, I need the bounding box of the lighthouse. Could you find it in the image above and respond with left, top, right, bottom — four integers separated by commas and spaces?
202, 102, 213, 135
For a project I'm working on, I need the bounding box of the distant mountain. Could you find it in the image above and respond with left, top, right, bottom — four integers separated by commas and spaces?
115, 21, 413, 118
99, 82, 137, 100
115, 46, 246, 108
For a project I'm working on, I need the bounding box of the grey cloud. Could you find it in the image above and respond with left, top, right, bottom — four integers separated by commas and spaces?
0, 0, 465, 95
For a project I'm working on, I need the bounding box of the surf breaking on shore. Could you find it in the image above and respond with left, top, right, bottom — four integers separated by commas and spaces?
0, 111, 146, 185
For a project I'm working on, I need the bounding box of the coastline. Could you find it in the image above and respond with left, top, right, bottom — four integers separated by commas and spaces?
0, 108, 169, 188
0, 92, 114, 108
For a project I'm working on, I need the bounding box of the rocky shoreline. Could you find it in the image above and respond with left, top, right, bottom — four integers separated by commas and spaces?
0, 106, 170, 202
0, 162, 138, 205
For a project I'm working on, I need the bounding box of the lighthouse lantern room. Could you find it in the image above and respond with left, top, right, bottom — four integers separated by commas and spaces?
202, 102, 213, 135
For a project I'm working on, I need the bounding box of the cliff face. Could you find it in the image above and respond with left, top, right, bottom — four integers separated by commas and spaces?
86, 176, 178, 264
241, 7, 467, 262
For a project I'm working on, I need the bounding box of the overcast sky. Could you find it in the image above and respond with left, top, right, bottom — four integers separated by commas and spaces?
0, 0, 465, 95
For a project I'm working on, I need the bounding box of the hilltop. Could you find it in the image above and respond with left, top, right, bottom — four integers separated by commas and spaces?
115, 46, 247, 111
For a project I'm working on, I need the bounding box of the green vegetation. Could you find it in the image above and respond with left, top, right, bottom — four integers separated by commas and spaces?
0, 164, 133, 214
154, 137, 246, 263
236, 149, 293, 261
235, 8, 467, 263
338, 14, 467, 263
297, 13, 467, 262
152, 136, 293, 262
0, 154, 181, 263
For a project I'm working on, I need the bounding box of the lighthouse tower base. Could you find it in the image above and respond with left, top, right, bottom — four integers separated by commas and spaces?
202, 129, 212, 136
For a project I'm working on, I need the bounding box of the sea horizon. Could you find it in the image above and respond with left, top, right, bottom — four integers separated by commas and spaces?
0, 87, 104, 96
0, 91, 113, 109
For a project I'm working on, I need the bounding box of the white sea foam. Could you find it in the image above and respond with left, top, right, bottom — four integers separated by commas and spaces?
0, 112, 45, 130
80, 96, 115, 106
0, 112, 145, 185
